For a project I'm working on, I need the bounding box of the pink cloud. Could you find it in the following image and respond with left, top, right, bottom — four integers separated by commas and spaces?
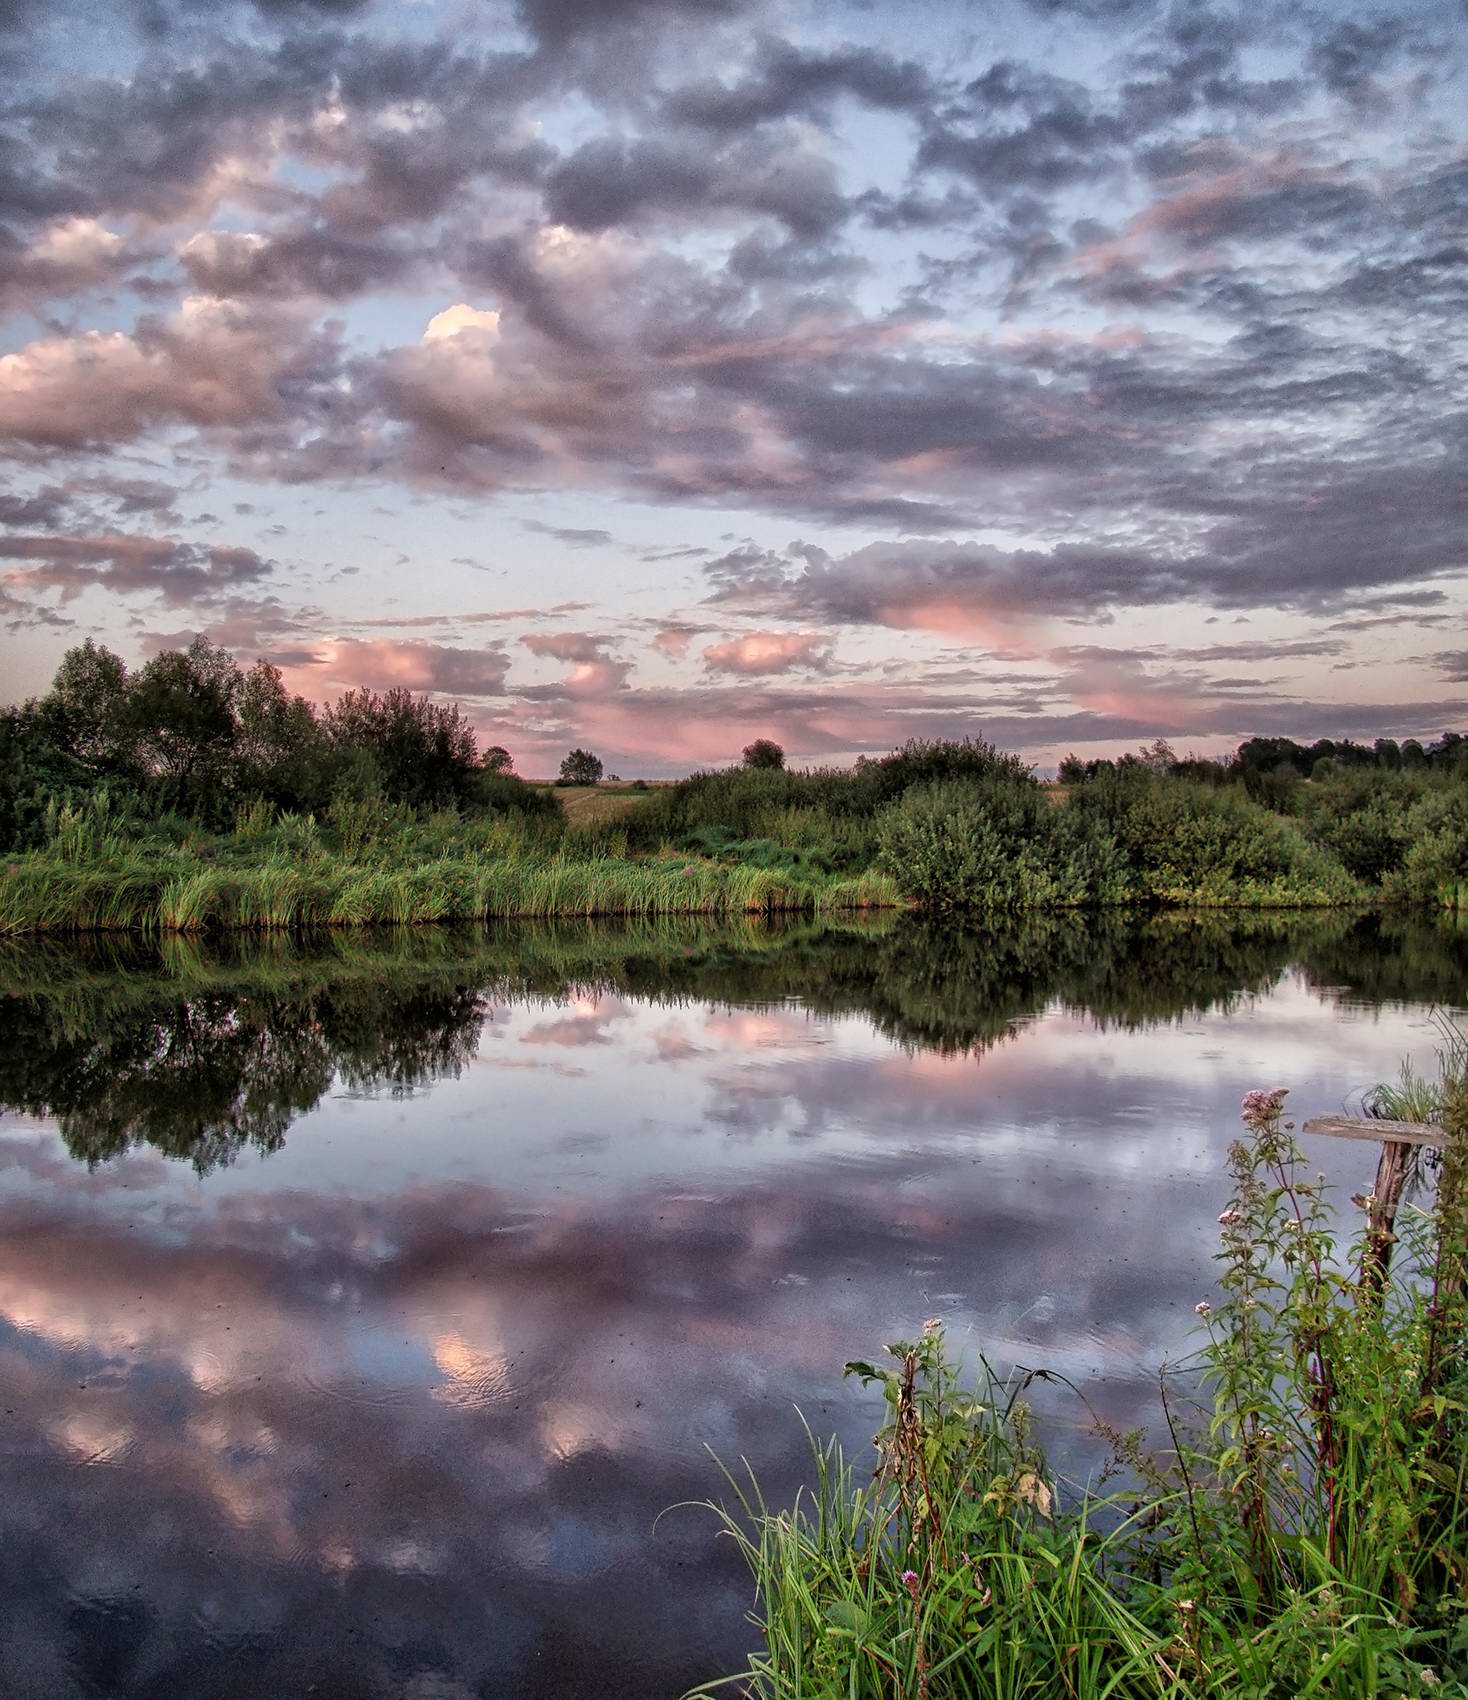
0, 299, 331, 449
701, 631, 833, 676
651, 624, 698, 660
521, 631, 631, 696
281, 637, 510, 699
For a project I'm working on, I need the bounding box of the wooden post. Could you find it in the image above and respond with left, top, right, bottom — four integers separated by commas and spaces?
1361, 1137, 1413, 1297
1302, 1116, 1446, 1300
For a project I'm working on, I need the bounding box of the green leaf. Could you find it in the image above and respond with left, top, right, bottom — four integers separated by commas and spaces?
824, 1601, 868, 1639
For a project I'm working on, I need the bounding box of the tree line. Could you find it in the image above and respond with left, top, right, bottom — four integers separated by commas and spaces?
0, 636, 551, 848
1060, 732, 1468, 789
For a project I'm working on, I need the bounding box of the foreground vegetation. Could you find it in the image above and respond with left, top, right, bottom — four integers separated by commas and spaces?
693, 1077, 1468, 1699
3, 638, 1466, 930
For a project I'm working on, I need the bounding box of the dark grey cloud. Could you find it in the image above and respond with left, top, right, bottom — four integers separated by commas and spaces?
663, 35, 935, 131
516, 0, 749, 52
1308, 15, 1408, 94
520, 520, 615, 547
0, 485, 70, 528
0, 531, 272, 604
4, 31, 544, 238
180, 226, 415, 299
917, 63, 1129, 196
543, 130, 846, 238
705, 537, 1195, 626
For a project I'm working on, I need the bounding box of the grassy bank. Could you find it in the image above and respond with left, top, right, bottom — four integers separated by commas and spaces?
6, 734, 1467, 933
0, 844, 896, 934
692, 1080, 1468, 1699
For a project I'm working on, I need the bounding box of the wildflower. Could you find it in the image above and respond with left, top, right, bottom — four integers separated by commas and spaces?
1194, 1300, 1212, 1317
1421, 1669, 1440, 1687
901, 1569, 920, 1603
1176, 1599, 1195, 1614
1241, 1087, 1288, 1125
923, 1317, 943, 1335
1217, 1210, 1242, 1227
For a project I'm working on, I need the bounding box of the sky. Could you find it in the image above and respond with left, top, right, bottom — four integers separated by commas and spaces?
1, 0, 1465, 775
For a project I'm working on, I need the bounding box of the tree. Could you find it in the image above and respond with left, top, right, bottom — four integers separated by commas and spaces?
1057, 753, 1086, 783
323, 687, 480, 809
742, 738, 785, 770
482, 745, 514, 775
1137, 737, 1177, 772
0, 704, 92, 851
558, 748, 604, 785
40, 639, 135, 777
236, 661, 324, 810
126, 637, 242, 804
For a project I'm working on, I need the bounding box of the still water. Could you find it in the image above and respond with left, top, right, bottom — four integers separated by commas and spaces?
0, 911, 1462, 1697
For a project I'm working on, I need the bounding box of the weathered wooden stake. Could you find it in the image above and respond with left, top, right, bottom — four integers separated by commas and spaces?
1302, 1115, 1446, 1299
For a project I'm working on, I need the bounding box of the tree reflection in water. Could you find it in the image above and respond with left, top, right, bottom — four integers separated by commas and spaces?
0, 908, 1463, 1172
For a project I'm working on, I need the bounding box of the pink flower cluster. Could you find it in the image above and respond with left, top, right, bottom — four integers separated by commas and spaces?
1240, 1087, 1289, 1126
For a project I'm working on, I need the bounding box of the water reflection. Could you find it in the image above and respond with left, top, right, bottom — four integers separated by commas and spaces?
0, 911, 1462, 1697
4, 910, 1462, 1170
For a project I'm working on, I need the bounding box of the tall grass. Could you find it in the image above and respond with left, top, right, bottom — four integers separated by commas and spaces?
690, 1086, 1468, 1699
0, 846, 898, 934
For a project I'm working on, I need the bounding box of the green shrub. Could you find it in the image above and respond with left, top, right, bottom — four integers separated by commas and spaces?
471, 771, 562, 820
875, 778, 1126, 910
1294, 769, 1430, 883
1387, 786, 1468, 905
1071, 768, 1361, 905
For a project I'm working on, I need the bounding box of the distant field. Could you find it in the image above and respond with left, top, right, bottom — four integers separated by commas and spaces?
530, 783, 662, 825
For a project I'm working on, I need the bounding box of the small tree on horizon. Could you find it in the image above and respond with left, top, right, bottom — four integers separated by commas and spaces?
742, 738, 785, 770
1137, 736, 1177, 772
482, 744, 514, 774
558, 747, 604, 785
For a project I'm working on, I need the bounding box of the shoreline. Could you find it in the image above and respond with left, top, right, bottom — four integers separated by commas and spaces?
1, 848, 1448, 936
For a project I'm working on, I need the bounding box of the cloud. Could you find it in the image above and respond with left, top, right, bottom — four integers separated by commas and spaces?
0, 216, 136, 309
650, 621, 704, 659
521, 630, 631, 695
0, 298, 338, 450
285, 637, 511, 698
542, 129, 846, 238
701, 630, 833, 675
663, 37, 934, 131
0, 531, 271, 604
180, 227, 415, 300
0, 0, 1466, 718
704, 538, 1194, 635
520, 519, 614, 547
516, 0, 750, 54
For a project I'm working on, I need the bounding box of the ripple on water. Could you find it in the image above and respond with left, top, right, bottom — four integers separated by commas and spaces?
46, 1411, 137, 1468
293, 1313, 431, 1408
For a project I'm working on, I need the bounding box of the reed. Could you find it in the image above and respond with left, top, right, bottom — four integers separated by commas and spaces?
0, 847, 899, 935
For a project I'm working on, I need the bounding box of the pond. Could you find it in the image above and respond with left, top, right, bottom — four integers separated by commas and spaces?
0, 910, 1462, 1698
